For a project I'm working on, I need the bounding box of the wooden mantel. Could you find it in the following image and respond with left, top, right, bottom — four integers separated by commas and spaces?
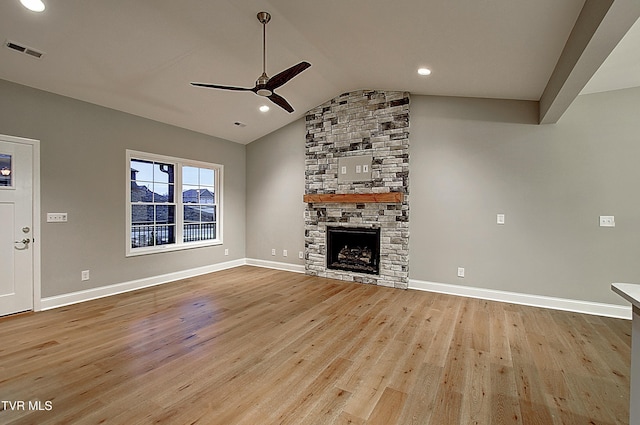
303, 192, 404, 204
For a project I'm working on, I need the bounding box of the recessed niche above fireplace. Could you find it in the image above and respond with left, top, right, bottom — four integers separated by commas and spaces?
327, 227, 380, 275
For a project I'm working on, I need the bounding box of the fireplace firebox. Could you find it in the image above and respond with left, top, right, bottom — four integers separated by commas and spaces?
326, 227, 380, 275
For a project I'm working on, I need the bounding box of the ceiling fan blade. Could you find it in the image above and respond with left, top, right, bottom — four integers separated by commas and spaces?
191, 82, 255, 92
266, 61, 311, 91
267, 92, 295, 113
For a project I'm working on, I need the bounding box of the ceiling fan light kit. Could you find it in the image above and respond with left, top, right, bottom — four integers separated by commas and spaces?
191, 11, 311, 113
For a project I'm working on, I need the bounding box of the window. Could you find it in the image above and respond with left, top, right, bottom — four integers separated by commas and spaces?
129, 158, 176, 248
127, 150, 222, 256
182, 166, 217, 242
0, 154, 12, 187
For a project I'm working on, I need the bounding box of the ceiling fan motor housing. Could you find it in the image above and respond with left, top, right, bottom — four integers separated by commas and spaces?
256, 73, 272, 96
257, 11, 271, 24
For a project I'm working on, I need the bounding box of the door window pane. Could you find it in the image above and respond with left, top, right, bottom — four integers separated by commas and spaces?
0, 154, 12, 187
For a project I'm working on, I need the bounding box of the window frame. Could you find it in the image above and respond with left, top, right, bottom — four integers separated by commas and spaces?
126, 150, 223, 257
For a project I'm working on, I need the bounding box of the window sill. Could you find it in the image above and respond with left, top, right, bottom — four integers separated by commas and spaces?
126, 239, 223, 257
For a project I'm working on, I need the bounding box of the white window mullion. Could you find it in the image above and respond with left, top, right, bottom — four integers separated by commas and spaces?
175, 160, 184, 245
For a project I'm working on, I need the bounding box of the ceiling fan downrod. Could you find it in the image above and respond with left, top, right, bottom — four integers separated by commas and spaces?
256, 11, 272, 96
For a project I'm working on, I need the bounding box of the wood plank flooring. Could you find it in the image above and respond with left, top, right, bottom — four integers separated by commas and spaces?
0, 266, 632, 424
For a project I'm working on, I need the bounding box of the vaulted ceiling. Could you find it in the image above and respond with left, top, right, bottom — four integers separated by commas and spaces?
1, 0, 639, 144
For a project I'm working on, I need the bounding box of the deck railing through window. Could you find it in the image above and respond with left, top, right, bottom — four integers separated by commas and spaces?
183, 223, 216, 242
131, 225, 175, 247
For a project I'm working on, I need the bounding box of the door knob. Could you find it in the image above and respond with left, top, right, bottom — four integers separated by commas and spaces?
14, 238, 31, 250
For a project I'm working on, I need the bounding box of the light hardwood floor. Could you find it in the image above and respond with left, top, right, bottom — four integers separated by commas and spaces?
0, 266, 632, 424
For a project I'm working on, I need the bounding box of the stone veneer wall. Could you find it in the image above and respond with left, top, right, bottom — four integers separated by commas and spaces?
304, 90, 410, 288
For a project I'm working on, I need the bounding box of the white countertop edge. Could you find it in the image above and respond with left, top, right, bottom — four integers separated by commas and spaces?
612, 283, 640, 309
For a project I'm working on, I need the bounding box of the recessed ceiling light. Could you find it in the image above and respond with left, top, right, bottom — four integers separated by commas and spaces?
259, 105, 270, 112
20, 0, 45, 12
418, 68, 432, 76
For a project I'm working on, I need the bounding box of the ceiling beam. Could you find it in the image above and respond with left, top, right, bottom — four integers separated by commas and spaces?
539, 0, 640, 124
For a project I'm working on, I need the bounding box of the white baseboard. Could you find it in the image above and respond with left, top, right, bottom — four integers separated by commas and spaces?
40, 259, 246, 311
409, 279, 632, 320
245, 258, 305, 274
39, 259, 630, 320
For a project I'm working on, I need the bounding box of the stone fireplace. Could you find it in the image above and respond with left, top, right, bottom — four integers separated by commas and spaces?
304, 90, 410, 289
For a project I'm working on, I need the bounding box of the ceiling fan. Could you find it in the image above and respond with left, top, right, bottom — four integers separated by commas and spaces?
191, 11, 311, 113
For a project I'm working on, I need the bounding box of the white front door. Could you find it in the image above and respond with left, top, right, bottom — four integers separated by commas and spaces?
0, 137, 34, 316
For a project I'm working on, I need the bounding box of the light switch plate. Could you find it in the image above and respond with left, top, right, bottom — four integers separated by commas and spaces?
497, 214, 505, 225
47, 213, 68, 222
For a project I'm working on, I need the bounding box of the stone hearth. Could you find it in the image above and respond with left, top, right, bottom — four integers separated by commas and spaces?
304, 90, 410, 288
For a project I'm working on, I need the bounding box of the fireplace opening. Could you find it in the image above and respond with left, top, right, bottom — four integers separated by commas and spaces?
326, 227, 380, 275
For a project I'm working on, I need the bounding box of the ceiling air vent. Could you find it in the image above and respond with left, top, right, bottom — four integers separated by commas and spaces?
5, 40, 44, 59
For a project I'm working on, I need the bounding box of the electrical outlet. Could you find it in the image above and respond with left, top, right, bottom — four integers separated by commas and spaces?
497, 214, 505, 225
355, 165, 362, 173
81, 270, 90, 281
271, 248, 276, 256
298, 251, 304, 259
283, 249, 288, 257
224, 248, 229, 256
599, 216, 615, 227
457, 267, 465, 278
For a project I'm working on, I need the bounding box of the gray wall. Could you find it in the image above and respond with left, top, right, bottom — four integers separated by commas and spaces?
3, 75, 637, 306
410, 91, 640, 305
246, 119, 305, 264
0, 79, 246, 298
246, 88, 640, 306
